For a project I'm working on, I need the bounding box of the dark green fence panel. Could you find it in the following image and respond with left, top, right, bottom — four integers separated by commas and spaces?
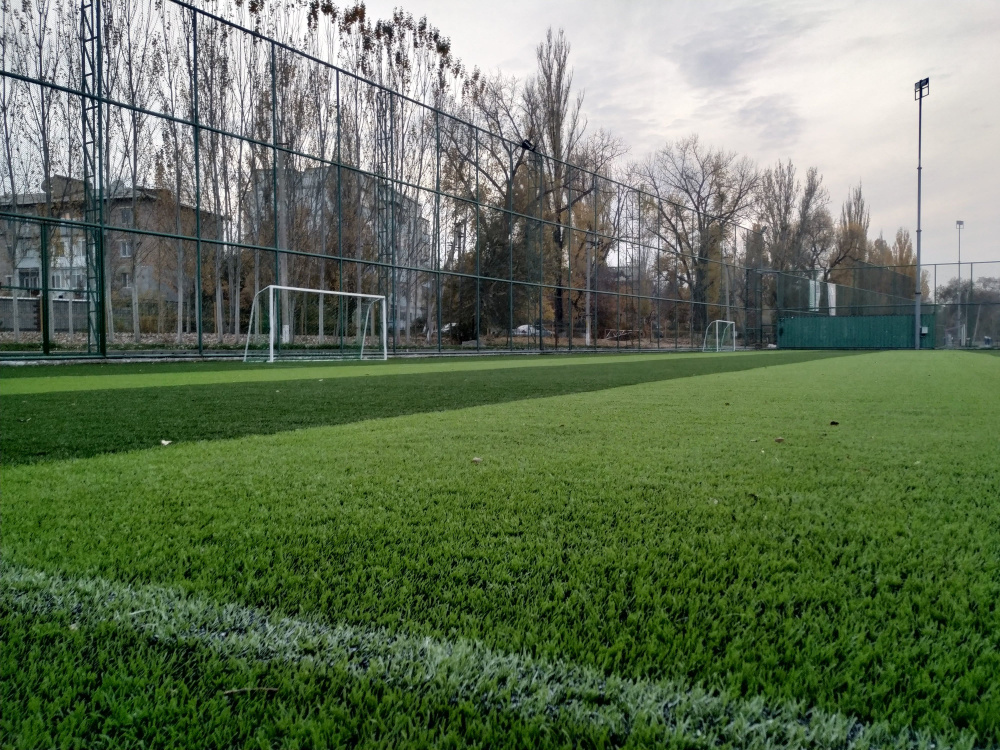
778, 313, 937, 349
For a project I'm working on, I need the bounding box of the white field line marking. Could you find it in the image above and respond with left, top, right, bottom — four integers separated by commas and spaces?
0, 564, 971, 749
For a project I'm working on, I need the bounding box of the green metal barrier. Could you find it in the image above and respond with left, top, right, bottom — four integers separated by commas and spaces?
778, 313, 937, 349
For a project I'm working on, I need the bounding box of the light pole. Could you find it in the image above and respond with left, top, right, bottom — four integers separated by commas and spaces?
956, 219, 964, 345
914, 77, 929, 350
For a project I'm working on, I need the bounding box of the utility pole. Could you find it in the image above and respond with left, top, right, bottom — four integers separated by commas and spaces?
914, 77, 929, 350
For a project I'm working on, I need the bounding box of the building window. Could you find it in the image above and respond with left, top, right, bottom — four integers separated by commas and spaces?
119, 240, 133, 258
18, 269, 40, 290
119, 207, 133, 225
120, 272, 132, 289
74, 273, 86, 290
52, 273, 62, 288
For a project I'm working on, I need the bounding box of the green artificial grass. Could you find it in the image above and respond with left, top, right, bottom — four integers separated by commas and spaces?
0, 350, 844, 465
1, 566, 882, 749
0, 351, 806, 394
1, 610, 577, 750
3, 351, 999, 747
0, 358, 288, 383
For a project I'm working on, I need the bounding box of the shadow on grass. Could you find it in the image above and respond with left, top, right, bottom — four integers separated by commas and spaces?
2, 350, 854, 465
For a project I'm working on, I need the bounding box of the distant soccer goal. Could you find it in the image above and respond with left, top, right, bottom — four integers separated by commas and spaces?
702, 320, 736, 352
243, 285, 387, 362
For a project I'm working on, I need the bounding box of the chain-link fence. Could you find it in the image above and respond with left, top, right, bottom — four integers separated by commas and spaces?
925, 261, 1000, 349
0, 0, 761, 359
1, 1, 997, 358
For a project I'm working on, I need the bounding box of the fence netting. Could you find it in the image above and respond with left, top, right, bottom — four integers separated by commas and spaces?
1, 1, 996, 357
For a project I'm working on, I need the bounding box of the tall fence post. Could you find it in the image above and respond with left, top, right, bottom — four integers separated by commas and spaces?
914, 77, 929, 350
192, 8, 203, 355
81, 0, 107, 356
40, 222, 50, 354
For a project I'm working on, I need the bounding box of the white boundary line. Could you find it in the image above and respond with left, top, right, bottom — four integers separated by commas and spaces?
0, 563, 973, 749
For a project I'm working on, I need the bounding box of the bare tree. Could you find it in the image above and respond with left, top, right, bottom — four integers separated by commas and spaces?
0, 1, 31, 341
801, 204, 834, 274
447, 70, 538, 340
826, 181, 870, 277
105, 0, 162, 343
6, 0, 80, 342
757, 160, 829, 273
524, 27, 585, 343
642, 135, 758, 333
157, 2, 194, 343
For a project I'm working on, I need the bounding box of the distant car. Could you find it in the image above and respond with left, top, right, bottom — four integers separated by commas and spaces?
428, 322, 458, 336
514, 324, 553, 337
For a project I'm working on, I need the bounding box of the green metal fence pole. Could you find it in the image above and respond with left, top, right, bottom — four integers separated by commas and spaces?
192, 9, 203, 355
636, 189, 641, 352
508, 151, 514, 350
616, 186, 621, 351
269, 40, 280, 355
80, 0, 107, 356
593, 173, 599, 350
97, 0, 107, 356
474, 126, 481, 351
336, 69, 344, 354
655, 210, 661, 350
537, 152, 543, 352
759, 269, 764, 345
355, 81, 362, 345
970, 262, 975, 345
435, 110, 442, 353
567, 166, 573, 351
40, 222, 50, 354
390, 93, 397, 354
675, 261, 679, 350
742, 264, 749, 349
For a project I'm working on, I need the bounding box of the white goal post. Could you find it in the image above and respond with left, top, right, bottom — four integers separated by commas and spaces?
244, 285, 387, 362
702, 319, 737, 352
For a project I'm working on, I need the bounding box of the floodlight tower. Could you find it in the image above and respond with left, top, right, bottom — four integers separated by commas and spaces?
914, 77, 929, 350
956, 219, 964, 345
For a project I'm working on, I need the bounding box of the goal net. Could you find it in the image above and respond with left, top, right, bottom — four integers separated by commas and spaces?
243, 285, 387, 362
702, 319, 736, 352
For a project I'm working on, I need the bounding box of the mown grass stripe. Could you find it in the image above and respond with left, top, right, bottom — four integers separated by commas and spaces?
1, 350, 849, 465
2, 352, 716, 395
0, 563, 969, 750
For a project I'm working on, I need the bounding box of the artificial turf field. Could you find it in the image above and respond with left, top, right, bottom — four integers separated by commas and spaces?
2, 350, 998, 748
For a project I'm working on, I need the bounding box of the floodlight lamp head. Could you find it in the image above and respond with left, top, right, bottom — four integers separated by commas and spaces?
520, 138, 536, 152
914, 77, 930, 100
956, 220, 964, 228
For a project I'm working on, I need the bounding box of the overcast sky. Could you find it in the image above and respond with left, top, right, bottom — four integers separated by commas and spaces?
361, 0, 1000, 269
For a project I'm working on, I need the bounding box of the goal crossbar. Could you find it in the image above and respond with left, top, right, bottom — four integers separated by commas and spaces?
244, 285, 387, 362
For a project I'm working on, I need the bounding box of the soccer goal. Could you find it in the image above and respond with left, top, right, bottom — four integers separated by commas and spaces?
243, 285, 387, 362
702, 319, 737, 352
